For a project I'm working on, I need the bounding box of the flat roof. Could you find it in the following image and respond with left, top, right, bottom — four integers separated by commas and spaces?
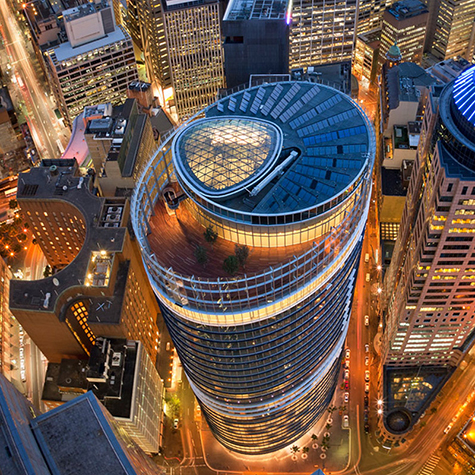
186, 82, 371, 214
53, 26, 127, 63
224, 0, 289, 21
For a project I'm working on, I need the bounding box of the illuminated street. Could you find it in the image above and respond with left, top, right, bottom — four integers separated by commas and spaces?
0, 0, 70, 159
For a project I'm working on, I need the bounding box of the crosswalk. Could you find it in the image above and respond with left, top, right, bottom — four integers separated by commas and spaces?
417, 454, 441, 475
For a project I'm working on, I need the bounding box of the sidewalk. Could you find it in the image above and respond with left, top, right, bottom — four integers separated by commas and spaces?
200, 414, 349, 475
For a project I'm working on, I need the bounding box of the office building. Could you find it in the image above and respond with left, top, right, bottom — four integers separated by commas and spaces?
9, 159, 161, 364
429, 0, 475, 61
42, 337, 164, 454
132, 81, 375, 453
84, 99, 157, 196
0, 373, 164, 474
162, 0, 225, 120
357, 0, 389, 36
381, 64, 475, 442
290, 0, 357, 69
352, 28, 381, 84
45, 1, 138, 127
127, 0, 171, 92
379, 0, 428, 68
222, 0, 290, 89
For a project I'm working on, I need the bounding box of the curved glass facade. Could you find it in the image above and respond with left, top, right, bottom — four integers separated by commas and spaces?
132, 82, 375, 453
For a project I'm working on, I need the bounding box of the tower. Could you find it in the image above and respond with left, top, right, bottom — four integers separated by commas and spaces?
381, 65, 475, 442
289, 0, 358, 69
132, 81, 375, 453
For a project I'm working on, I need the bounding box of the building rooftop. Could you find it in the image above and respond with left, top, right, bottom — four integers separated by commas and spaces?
63, 0, 111, 22
382, 168, 406, 196
386, 0, 428, 20
9, 160, 130, 323
31, 392, 140, 474
224, 0, 289, 21
52, 25, 127, 63
426, 57, 471, 84
195, 82, 370, 214
453, 66, 475, 127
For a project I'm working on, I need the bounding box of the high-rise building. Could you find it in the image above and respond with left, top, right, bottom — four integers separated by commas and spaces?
128, 0, 172, 91
357, 0, 389, 36
41, 337, 164, 454
429, 0, 475, 61
132, 81, 375, 453
162, 0, 225, 120
352, 28, 381, 84
222, 0, 290, 89
9, 159, 161, 363
83, 98, 157, 197
0, 373, 164, 474
381, 64, 475, 441
379, 0, 428, 68
289, 0, 358, 69
44, 1, 138, 127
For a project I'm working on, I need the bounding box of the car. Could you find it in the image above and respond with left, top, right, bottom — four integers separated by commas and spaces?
365, 356, 369, 366
345, 381, 350, 390
444, 423, 453, 434
365, 382, 370, 393
173, 418, 179, 429
344, 392, 349, 403
365, 344, 370, 353
364, 396, 369, 406
364, 423, 370, 434
344, 369, 350, 380
344, 359, 350, 369
365, 370, 370, 382
365, 315, 369, 326
365, 253, 369, 263
366, 273, 370, 282
343, 415, 349, 428
345, 348, 350, 359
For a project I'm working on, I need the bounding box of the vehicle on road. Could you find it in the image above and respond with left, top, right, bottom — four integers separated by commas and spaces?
364, 396, 369, 406
345, 380, 350, 390
364, 423, 370, 434
365, 253, 369, 263
365, 356, 369, 366
365, 343, 369, 353
345, 348, 350, 359
365, 315, 369, 326
366, 273, 370, 282
344, 359, 350, 369
343, 415, 349, 428
365, 370, 370, 382
344, 392, 349, 403
344, 369, 350, 380
173, 418, 179, 429
365, 382, 370, 393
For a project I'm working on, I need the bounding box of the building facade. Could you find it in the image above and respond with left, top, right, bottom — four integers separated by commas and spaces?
10, 159, 161, 364
45, 2, 138, 127
289, 0, 358, 70
379, 0, 428, 68
429, 0, 475, 61
356, 0, 389, 36
382, 65, 475, 437
132, 82, 375, 453
162, 0, 225, 120
222, 0, 290, 89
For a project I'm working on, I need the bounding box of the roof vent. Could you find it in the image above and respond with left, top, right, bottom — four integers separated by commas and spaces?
50, 165, 58, 176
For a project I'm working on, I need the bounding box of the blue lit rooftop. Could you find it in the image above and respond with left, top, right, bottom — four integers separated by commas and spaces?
453, 65, 475, 127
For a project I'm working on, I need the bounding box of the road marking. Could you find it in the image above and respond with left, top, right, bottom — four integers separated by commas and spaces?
416, 454, 441, 475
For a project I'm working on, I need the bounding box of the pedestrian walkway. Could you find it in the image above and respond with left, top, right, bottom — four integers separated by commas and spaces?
416, 453, 441, 475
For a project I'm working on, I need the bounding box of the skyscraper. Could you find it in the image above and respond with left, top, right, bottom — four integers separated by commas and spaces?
290, 0, 358, 69
382, 64, 475, 440
44, 1, 138, 127
379, 0, 428, 68
162, 0, 225, 120
356, 0, 389, 36
429, 0, 475, 61
132, 81, 375, 453
222, 0, 290, 89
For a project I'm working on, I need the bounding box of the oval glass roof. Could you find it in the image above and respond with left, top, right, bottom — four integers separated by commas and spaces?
173, 117, 282, 198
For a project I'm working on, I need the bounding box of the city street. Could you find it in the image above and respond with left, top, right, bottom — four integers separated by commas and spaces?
0, 0, 70, 159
